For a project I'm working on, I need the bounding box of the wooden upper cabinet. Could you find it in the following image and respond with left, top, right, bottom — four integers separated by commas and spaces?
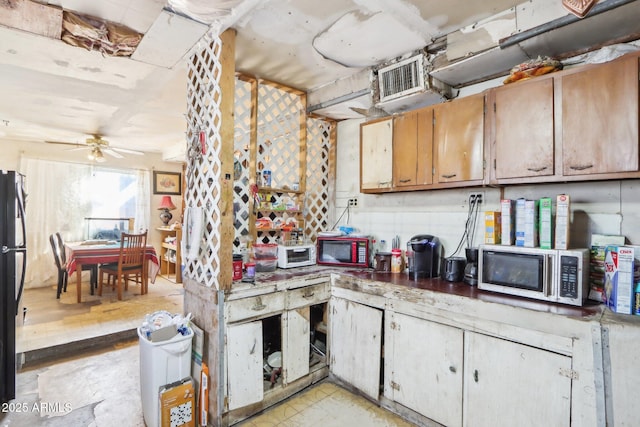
434, 93, 485, 184
561, 56, 639, 176
493, 78, 555, 181
393, 107, 434, 188
360, 117, 393, 191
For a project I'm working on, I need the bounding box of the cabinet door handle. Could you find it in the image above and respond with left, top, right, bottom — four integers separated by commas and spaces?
399, 179, 411, 183
449, 365, 457, 373
527, 166, 548, 172
474, 369, 479, 383
569, 164, 593, 171
252, 297, 266, 311
441, 173, 457, 179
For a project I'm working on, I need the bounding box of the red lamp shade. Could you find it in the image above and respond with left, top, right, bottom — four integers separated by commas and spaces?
158, 196, 176, 211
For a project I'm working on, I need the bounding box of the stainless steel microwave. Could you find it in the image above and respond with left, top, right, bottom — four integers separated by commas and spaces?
478, 244, 590, 306
316, 236, 371, 268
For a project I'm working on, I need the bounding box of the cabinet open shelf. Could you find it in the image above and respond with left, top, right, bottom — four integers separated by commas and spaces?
157, 226, 182, 284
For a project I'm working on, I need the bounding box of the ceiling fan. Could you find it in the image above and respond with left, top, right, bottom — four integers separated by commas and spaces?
45, 135, 144, 162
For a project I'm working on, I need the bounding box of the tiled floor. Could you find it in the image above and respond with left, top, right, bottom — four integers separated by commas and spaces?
237, 382, 416, 427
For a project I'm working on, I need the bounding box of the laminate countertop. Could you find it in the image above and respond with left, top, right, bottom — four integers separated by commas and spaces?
230, 265, 605, 320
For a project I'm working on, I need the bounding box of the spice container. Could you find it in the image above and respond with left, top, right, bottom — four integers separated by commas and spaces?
232, 254, 243, 280
391, 248, 403, 273
245, 262, 256, 279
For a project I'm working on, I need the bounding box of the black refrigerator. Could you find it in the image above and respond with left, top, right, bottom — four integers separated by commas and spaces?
0, 170, 26, 403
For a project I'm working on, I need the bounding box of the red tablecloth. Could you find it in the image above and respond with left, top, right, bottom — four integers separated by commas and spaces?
65, 242, 160, 302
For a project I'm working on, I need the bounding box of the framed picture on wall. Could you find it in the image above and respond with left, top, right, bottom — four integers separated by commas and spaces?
153, 171, 182, 195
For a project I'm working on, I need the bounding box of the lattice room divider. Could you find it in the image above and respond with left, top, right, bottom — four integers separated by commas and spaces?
233, 79, 334, 248
183, 35, 223, 288
185, 35, 334, 288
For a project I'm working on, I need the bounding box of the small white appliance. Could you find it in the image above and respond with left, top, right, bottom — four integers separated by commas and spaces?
277, 243, 316, 269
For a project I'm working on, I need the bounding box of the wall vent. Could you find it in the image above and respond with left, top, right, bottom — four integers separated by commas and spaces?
377, 54, 426, 103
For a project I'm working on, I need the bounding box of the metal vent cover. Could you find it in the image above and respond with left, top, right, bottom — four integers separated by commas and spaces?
377, 54, 426, 103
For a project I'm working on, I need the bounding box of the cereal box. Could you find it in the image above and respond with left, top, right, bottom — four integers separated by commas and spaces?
604, 246, 636, 314
538, 197, 553, 249
500, 199, 515, 245
555, 194, 570, 250
484, 211, 501, 244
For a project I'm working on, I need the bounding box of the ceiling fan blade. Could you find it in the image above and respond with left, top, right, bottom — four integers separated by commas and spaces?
103, 148, 124, 158
112, 147, 144, 156
45, 140, 83, 147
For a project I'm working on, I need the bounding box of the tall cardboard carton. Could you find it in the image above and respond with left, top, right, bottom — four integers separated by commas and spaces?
555, 194, 570, 250
516, 199, 538, 247
484, 211, 501, 244
500, 199, 515, 245
515, 199, 526, 247
539, 197, 553, 249
604, 245, 636, 314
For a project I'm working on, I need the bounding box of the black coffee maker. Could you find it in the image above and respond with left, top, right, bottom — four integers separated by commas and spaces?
463, 247, 479, 286
409, 235, 441, 279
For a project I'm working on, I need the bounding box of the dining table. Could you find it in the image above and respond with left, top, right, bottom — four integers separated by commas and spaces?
65, 241, 160, 303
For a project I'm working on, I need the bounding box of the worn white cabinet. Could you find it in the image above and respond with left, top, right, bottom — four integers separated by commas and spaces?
463, 331, 572, 427
329, 296, 383, 400
384, 311, 463, 427
224, 280, 330, 419
282, 307, 310, 384
227, 321, 264, 410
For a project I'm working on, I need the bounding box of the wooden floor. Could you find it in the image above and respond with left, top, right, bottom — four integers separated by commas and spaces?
17, 273, 184, 355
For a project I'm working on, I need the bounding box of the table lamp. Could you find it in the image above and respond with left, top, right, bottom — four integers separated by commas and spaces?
158, 195, 176, 226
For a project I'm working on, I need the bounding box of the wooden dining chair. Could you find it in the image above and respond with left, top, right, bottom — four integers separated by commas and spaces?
98, 231, 148, 300
56, 232, 98, 294
50, 234, 68, 299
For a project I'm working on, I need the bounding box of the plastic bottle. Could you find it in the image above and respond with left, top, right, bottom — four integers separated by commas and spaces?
391, 249, 403, 273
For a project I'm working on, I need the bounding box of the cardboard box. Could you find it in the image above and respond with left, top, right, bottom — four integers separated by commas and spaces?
515, 199, 538, 247
538, 197, 553, 249
159, 377, 196, 427
555, 194, 570, 250
604, 246, 636, 314
500, 199, 515, 245
484, 211, 501, 244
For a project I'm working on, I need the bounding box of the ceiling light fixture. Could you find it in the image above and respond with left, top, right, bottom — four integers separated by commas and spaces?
88, 147, 106, 162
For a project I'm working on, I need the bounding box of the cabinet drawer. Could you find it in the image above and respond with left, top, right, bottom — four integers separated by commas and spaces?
287, 282, 330, 309
226, 292, 285, 323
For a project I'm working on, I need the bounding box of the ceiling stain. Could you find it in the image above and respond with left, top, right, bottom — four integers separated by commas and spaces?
54, 60, 69, 67
79, 66, 103, 73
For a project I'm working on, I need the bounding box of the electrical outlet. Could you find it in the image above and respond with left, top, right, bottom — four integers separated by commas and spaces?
348, 197, 359, 207
469, 192, 483, 204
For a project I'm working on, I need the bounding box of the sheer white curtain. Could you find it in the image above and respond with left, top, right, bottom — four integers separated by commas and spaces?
135, 169, 150, 233
19, 158, 150, 289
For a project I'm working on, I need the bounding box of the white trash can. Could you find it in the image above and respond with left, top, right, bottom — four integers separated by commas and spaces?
138, 326, 193, 427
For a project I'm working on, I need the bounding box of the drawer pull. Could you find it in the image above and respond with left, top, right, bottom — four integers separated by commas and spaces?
252, 297, 266, 311
527, 166, 548, 172
441, 173, 457, 179
569, 164, 593, 171
303, 290, 315, 298
474, 369, 479, 383
449, 365, 457, 373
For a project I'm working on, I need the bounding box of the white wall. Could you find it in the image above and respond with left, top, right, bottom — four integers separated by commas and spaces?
335, 119, 640, 258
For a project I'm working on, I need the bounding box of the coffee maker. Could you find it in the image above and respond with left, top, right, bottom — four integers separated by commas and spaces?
463, 247, 479, 286
409, 235, 441, 279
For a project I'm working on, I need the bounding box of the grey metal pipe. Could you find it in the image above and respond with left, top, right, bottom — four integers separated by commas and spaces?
500, 0, 637, 49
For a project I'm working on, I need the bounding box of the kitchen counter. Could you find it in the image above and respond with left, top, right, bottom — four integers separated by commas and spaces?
232, 265, 605, 319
